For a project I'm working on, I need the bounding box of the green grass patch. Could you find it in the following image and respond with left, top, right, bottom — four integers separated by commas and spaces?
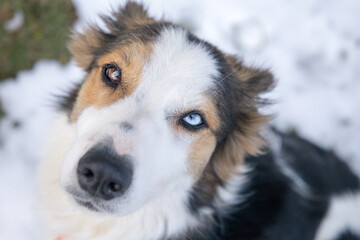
0, 0, 77, 81
0, 0, 77, 119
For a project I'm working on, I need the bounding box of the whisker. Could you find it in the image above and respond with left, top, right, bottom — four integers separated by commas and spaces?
214, 63, 242, 86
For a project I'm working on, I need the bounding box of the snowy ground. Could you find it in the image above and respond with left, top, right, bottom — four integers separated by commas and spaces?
0, 0, 359, 239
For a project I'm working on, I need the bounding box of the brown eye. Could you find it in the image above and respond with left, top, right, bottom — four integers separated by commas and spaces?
102, 64, 121, 88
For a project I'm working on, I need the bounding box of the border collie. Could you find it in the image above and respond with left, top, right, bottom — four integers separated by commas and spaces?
38, 2, 360, 240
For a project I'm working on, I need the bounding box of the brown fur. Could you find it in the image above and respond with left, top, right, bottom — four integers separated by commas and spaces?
212, 55, 274, 179
67, 2, 164, 121
70, 43, 153, 121
67, 0, 275, 216
68, 2, 157, 71
68, 28, 106, 70
103, 1, 155, 30
190, 55, 274, 208
185, 101, 221, 178
188, 132, 217, 179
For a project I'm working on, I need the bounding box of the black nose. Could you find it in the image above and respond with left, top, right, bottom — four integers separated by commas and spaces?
77, 146, 133, 200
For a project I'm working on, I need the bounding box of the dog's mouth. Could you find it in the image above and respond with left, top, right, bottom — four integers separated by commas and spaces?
65, 186, 101, 212
75, 198, 99, 212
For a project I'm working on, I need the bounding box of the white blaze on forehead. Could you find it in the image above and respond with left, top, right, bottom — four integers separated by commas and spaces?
135, 27, 220, 109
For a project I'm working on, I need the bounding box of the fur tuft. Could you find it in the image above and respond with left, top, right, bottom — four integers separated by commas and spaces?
68, 2, 156, 71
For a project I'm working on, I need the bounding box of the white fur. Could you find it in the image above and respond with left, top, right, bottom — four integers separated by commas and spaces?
39, 27, 221, 239
315, 192, 360, 240
38, 112, 201, 240
264, 129, 315, 199
215, 166, 251, 209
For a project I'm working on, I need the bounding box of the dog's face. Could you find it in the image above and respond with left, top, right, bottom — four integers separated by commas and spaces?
60, 2, 273, 216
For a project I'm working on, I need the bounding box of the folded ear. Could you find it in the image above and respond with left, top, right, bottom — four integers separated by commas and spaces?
68, 2, 154, 70
102, 1, 155, 32
225, 55, 274, 98
68, 27, 107, 70
209, 55, 275, 181
224, 54, 275, 151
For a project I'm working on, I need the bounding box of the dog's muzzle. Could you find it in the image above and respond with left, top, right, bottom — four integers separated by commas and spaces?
76, 145, 133, 200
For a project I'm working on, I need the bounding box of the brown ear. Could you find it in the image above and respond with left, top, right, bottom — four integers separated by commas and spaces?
68, 27, 106, 70
102, 1, 155, 32
210, 55, 275, 181
225, 55, 274, 98
224, 54, 275, 152
68, 2, 154, 70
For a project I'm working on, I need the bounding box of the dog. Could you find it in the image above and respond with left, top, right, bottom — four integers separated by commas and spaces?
37, 2, 360, 240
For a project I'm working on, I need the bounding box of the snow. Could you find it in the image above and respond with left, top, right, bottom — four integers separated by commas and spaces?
3, 10, 24, 33
0, 0, 359, 239
0, 61, 83, 239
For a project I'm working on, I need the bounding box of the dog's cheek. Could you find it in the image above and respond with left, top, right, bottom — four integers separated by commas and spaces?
70, 70, 118, 122
187, 132, 216, 179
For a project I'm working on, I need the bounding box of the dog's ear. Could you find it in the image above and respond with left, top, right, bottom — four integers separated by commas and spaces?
225, 56, 275, 155
209, 55, 275, 180
102, 1, 155, 32
68, 27, 106, 70
225, 55, 274, 99
223, 54, 275, 153
68, 2, 154, 70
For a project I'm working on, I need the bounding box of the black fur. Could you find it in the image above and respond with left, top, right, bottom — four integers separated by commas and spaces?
183, 131, 360, 240
56, 82, 81, 114
334, 230, 360, 240
187, 31, 236, 141
58, 3, 359, 239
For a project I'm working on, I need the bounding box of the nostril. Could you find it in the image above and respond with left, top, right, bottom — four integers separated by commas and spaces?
82, 168, 94, 180
108, 182, 122, 193
101, 180, 124, 200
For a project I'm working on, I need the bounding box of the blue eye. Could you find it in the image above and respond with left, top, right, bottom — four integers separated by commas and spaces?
183, 113, 202, 126
180, 112, 206, 131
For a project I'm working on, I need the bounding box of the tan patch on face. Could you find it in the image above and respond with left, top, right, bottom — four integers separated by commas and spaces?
202, 100, 220, 132
71, 42, 153, 121
211, 113, 268, 182
184, 101, 220, 178
188, 131, 217, 179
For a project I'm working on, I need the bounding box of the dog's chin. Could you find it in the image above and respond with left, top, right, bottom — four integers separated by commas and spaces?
64, 187, 107, 214
72, 197, 121, 216
70, 194, 144, 217
64, 183, 152, 216
71, 196, 113, 214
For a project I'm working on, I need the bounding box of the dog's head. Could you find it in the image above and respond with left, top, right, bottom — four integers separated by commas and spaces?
60, 2, 274, 216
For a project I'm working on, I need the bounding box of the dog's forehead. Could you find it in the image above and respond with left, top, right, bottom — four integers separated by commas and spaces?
133, 27, 220, 106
